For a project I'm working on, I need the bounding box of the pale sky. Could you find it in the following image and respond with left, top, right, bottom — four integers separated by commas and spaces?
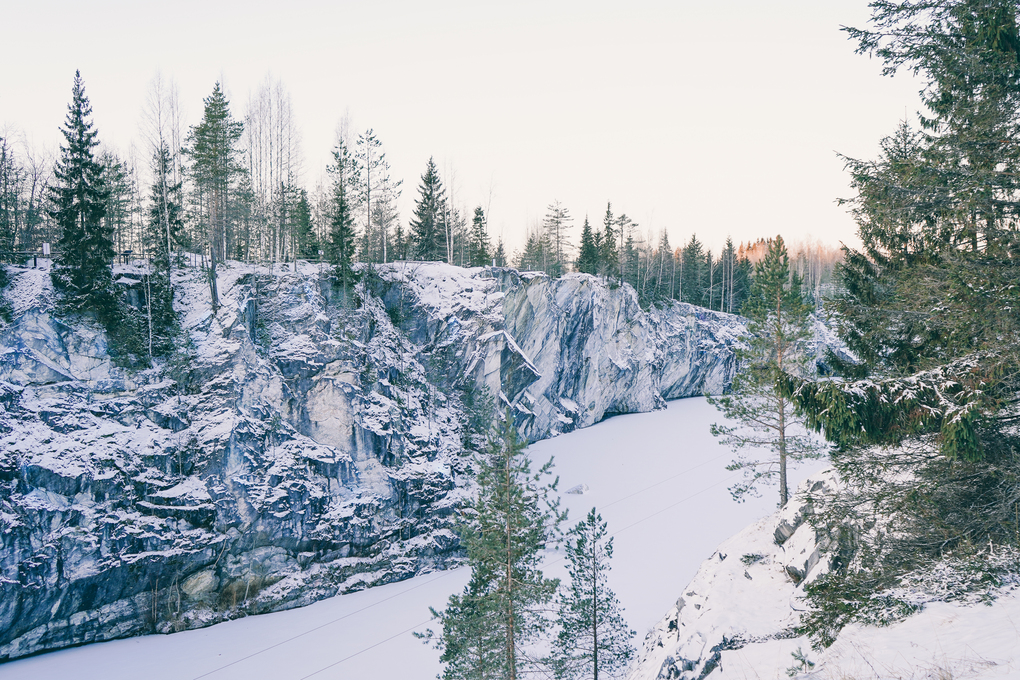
2, 0, 922, 256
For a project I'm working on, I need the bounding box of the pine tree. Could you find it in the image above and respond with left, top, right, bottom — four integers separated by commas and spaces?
49, 71, 115, 315
427, 415, 563, 680
410, 157, 447, 261
293, 189, 318, 260
575, 217, 600, 275
549, 508, 635, 680
709, 236, 823, 506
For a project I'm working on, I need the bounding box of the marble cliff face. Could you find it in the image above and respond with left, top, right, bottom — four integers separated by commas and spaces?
0, 261, 744, 659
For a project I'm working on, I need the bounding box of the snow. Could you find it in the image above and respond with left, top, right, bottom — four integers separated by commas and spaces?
5, 396, 1013, 680
2, 397, 827, 680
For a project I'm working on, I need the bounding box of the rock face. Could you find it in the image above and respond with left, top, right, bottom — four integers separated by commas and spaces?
0, 260, 744, 661
627, 470, 839, 680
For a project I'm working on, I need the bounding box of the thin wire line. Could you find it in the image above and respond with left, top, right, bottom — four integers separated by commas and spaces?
290, 470, 743, 679
190, 570, 452, 680
193, 452, 739, 678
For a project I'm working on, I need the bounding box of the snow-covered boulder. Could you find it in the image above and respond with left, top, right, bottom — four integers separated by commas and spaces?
629, 470, 840, 680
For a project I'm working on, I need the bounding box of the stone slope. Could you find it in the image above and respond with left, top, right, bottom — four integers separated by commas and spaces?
0, 260, 744, 660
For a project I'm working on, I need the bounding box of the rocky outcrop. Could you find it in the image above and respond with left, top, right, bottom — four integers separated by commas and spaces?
0, 260, 745, 661
627, 470, 840, 680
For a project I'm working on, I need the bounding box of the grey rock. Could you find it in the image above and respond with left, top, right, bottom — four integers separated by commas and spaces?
0, 262, 748, 660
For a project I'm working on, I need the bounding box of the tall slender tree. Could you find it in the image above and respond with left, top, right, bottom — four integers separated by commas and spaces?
427, 415, 563, 680
185, 82, 244, 312
468, 205, 491, 267
49, 71, 115, 314
326, 135, 359, 291
410, 157, 447, 261
575, 217, 600, 276
709, 236, 822, 506
549, 508, 635, 680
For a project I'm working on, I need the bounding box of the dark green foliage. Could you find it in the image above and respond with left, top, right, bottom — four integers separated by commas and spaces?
493, 238, 507, 267
425, 414, 563, 680
790, 0, 1020, 647
185, 82, 244, 312
410, 157, 448, 262
515, 228, 550, 273
468, 206, 491, 267
542, 201, 572, 277
143, 142, 185, 358
575, 217, 600, 275
0, 135, 16, 291
679, 234, 705, 306
598, 203, 618, 280
49, 71, 115, 315
326, 137, 359, 291
709, 236, 822, 507
185, 82, 244, 262
293, 189, 319, 260
549, 508, 635, 680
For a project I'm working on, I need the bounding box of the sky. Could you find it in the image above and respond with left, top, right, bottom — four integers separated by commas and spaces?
1, 0, 923, 256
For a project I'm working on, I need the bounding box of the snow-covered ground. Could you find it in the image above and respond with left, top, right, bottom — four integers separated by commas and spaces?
6, 396, 1018, 680
6, 397, 818, 680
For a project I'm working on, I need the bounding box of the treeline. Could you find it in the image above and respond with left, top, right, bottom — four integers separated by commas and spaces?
0, 71, 841, 318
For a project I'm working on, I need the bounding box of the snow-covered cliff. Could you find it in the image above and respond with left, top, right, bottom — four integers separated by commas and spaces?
0, 260, 744, 660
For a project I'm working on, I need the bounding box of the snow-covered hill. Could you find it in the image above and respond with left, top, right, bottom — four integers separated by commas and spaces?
0, 260, 745, 660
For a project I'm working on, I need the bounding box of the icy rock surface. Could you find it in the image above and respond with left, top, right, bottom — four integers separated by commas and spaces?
628, 470, 840, 680
0, 261, 745, 660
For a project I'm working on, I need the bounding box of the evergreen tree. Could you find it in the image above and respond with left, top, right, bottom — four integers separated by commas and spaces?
49, 71, 115, 314
709, 236, 823, 506
575, 216, 600, 275
542, 200, 573, 277
427, 415, 563, 680
185, 82, 244, 312
410, 157, 447, 261
326, 136, 359, 291
679, 234, 705, 306
598, 203, 617, 280
468, 205, 491, 267
549, 508, 634, 680
493, 238, 507, 267
143, 142, 184, 358
0, 136, 17, 290
293, 189, 319, 260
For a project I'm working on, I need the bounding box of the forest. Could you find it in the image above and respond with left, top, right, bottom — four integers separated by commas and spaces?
0, 73, 841, 318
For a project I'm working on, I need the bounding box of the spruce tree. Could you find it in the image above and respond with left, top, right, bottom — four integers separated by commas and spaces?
679, 234, 705, 306
598, 203, 617, 280
709, 236, 823, 506
427, 415, 563, 680
293, 189, 319, 260
549, 508, 635, 680
493, 238, 507, 267
326, 137, 359, 291
468, 205, 491, 267
185, 82, 244, 312
49, 71, 115, 315
576, 217, 600, 275
410, 157, 447, 261
143, 141, 184, 358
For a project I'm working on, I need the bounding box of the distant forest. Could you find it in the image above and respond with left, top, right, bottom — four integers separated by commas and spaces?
0, 73, 841, 313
